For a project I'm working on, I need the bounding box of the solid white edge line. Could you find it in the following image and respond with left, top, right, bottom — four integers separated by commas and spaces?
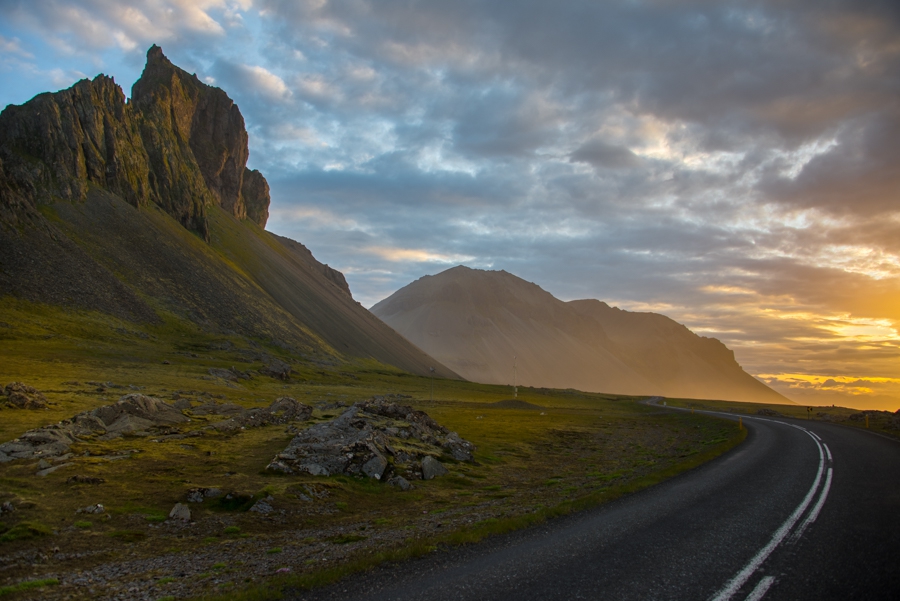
708, 429, 825, 601
790, 467, 833, 543
744, 576, 776, 601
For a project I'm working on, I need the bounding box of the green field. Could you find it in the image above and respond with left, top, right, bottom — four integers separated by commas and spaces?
0, 299, 746, 600
663, 396, 900, 440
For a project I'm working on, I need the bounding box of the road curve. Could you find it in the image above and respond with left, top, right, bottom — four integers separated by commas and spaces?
288, 408, 900, 601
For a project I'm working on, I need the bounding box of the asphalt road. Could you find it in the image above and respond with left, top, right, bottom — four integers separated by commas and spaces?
289, 407, 900, 601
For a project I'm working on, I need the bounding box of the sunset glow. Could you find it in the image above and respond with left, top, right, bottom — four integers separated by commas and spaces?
1, 0, 897, 409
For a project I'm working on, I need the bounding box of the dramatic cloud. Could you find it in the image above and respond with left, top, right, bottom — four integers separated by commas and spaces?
2, 0, 898, 409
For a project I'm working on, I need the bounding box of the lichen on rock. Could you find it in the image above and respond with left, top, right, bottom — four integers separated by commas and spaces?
266, 396, 476, 482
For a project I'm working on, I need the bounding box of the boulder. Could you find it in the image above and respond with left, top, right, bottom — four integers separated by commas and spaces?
168, 503, 191, 521
249, 496, 274, 514
362, 454, 388, 480
421, 456, 448, 480
260, 359, 291, 380
388, 476, 412, 491
91, 394, 189, 429
185, 487, 223, 503
4, 382, 47, 409
77, 504, 105, 514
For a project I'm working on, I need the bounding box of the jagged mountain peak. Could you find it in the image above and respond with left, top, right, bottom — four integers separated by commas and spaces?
0, 47, 453, 379
0, 45, 268, 239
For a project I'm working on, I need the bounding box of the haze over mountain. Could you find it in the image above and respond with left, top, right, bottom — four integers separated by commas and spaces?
372, 266, 789, 403
0, 46, 456, 379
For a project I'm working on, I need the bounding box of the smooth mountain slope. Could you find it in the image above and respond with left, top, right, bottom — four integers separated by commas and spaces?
371, 266, 788, 402
0, 46, 455, 378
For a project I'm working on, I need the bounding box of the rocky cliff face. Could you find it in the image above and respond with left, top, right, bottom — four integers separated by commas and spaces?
242, 168, 270, 228
0, 45, 269, 239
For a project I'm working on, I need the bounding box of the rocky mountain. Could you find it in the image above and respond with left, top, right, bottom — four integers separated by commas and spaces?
371, 266, 789, 403
0, 46, 455, 378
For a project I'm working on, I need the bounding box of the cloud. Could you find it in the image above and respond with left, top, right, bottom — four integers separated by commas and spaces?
2, 0, 899, 409
570, 139, 642, 170
0, 35, 33, 58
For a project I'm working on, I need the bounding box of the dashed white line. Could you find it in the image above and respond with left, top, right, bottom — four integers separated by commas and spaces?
744, 576, 775, 601
708, 427, 826, 601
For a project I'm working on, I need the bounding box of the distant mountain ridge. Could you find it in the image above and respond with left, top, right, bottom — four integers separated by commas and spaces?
371, 266, 789, 403
0, 46, 456, 379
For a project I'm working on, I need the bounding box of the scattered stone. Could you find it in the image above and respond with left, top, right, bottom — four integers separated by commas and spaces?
388, 476, 412, 491
67, 475, 106, 485
421, 456, 448, 480
210, 397, 312, 432
192, 402, 246, 416
260, 358, 291, 381
168, 503, 191, 521
3, 382, 48, 409
37, 459, 52, 470
207, 367, 252, 382
36, 463, 70, 477
0, 501, 15, 514
266, 397, 475, 482
185, 488, 223, 503
77, 504, 105, 514
249, 496, 274, 514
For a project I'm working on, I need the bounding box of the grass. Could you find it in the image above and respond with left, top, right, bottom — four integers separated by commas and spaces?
663, 397, 900, 440
0, 296, 749, 600
0, 522, 51, 543
0, 578, 59, 598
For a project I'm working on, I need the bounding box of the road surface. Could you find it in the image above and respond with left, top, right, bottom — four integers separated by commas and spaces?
289, 407, 900, 601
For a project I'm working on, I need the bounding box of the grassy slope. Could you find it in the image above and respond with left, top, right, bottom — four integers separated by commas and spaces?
0, 298, 745, 600
206, 209, 458, 378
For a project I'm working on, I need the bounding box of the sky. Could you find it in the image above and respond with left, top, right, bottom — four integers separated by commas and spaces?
1, 0, 898, 410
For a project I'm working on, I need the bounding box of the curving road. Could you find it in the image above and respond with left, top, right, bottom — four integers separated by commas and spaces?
289, 407, 900, 601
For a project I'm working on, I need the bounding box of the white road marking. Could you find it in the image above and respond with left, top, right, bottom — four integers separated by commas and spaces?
790, 466, 833, 544
744, 576, 775, 601
708, 427, 826, 601
648, 399, 835, 601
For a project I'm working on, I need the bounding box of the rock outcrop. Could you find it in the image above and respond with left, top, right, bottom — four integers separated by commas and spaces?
267, 397, 475, 482
0, 45, 270, 239
0, 394, 315, 464
3, 382, 48, 409
242, 168, 270, 228
0, 394, 188, 463
208, 397, 312, 432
